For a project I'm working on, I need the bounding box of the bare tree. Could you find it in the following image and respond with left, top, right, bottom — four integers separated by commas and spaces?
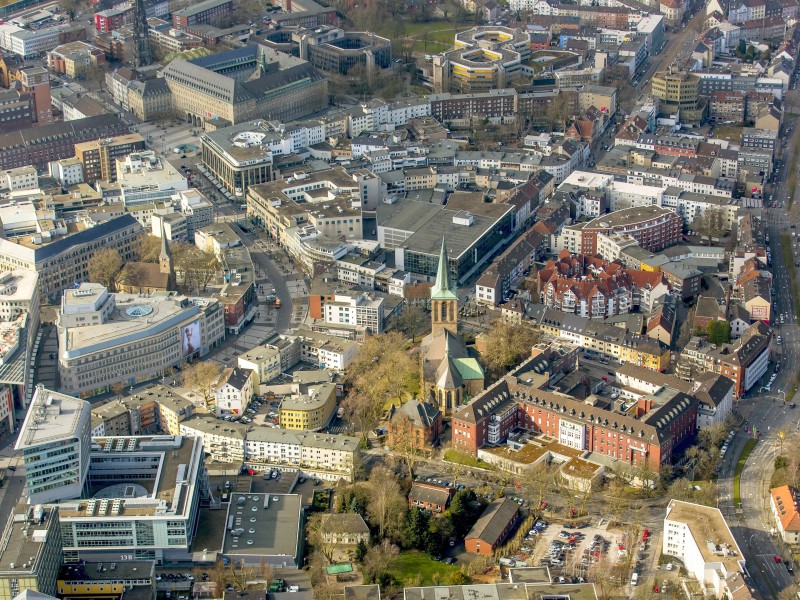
390, 414, 423, 480
184, 361, 222, 410
307, 513, 339, 564
395, 304, 427, 343
480, 319, 540, 374
88, 248, 123, 291
365, 465, 406, 539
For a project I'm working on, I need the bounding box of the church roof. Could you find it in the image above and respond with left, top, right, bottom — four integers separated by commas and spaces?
453, 357, 484, 381
430, 238, 458, 300
436, 355, 463, 389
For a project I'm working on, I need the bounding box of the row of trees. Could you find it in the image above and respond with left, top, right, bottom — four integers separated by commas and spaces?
87, 235, 220, 294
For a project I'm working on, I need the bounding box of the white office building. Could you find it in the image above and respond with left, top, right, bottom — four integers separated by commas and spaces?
57, 285, 225, 397
15, 386, 92, 504
57, 434, 209, 563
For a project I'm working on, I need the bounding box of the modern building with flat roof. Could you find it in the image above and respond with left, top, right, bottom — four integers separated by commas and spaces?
57, 286, 225, 398
222, 493, 303, 568
432, 26, 531, 93
56, 434, 209, 564
376, 197, 513, 283
0, 504, 62, 600
663, 500, 748, 599
15, 386, 92, 504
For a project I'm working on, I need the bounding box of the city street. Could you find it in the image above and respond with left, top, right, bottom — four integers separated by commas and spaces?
714, 93, 800, 598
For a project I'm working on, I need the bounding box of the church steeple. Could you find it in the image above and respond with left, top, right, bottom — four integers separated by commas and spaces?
430, 238, 458, 336
159, 219, 175, 289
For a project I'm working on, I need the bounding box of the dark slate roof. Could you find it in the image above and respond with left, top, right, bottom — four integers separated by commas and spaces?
466, 497, 518, 545
409, 482, 452, 506
392, 400, 440, 428
322, 513, 370, 534
33, 214, 140, 263
226, 367, 252, 391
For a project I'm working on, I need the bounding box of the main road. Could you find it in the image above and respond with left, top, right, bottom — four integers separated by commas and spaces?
716, 95, 800, 598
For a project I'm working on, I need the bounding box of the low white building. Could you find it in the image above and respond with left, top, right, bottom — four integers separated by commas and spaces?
323, 292, 385, 334
3, 165, 37, 191
49, 157, 84, 187
214, 367, 254, 416
693, 372, 734, 429
663, 500, 749, 599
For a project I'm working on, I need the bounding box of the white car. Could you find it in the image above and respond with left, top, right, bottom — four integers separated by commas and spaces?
666, 562, 674, 571
777, 336, 783, 345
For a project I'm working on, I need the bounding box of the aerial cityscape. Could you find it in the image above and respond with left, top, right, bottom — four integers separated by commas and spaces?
0, 0, 797, 596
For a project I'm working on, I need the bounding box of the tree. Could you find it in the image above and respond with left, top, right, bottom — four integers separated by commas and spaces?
88, 248, 123, 291
362, 539, 399, 585
524, 462, 557, 509
395, 304, 427, 343
365, 465, 406, 540
480, 319, 540, 374
391, 414, 423, 480
706, 320, 731, 344
343, 332, 419, 444
184, 361, 222, 409
342, 392, 383, 447
173, 242, 220, 293
136, 234, 164, 263
307, 513, 339, 564
676, 304, 697, 348
446, 489, 486, 538
401, 507, 431, 550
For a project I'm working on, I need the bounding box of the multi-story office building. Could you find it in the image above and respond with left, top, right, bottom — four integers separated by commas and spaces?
15, 386, 92, 504
200, 120, 277, 198
0, 504, 62, 600
57, 285, 225, 397
0, 114, 129, 171
299, 28, 392, 76
74, 133, 146, 184
172, 0, 233, 28
178, 416, 248, 463
651, 70, 705, 121
162, 45, 328, 127
57, 434, 209, 563
322, 293, 385, 334
0, 213, 142, 303
432, 26, 531, 93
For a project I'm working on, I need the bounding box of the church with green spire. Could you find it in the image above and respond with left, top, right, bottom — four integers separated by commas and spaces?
420, 239, 485, 416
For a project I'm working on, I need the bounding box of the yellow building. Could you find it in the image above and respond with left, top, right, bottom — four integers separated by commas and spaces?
279, 371, 338, 431
57, 560, 156, 600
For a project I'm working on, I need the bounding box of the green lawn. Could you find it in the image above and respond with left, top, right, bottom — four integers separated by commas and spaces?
733, 438, 757, 507
388, 551, 460, 586
379, 20, 474, 53
444, 449, 493, 470
780, 235, 800, 320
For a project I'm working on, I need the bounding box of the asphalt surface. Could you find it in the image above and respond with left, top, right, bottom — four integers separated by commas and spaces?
715, 108, 800, 599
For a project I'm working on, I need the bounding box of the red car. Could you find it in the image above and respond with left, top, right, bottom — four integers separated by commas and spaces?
540, 501, 548, 510
774, 555, 782, 563
642, 529, 650, 539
